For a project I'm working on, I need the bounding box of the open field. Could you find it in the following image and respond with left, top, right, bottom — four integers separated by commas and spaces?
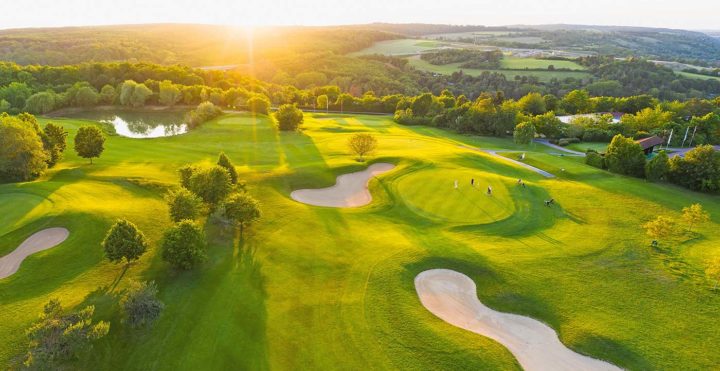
350, 39, 446, 56
565, 142, 610, 153
407, 55, 591, 82
675, 71, 720, 81
2, 112, 720, 370
500, 56, 586, 70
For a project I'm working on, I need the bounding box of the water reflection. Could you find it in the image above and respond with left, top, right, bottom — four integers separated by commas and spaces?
108, 116, 188, 138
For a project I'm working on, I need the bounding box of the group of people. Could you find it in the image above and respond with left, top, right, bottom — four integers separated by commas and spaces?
454, 178, 493, 195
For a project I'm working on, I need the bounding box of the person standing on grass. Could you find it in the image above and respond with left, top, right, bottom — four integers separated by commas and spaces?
487, 186, 492, 195
471, 178, 475, 187
454, 179, 458, 189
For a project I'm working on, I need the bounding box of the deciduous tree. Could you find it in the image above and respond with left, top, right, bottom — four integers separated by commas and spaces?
102, 219, 148, 266
161, 220, 207, 270
682, 203, 710, 232
275, 104, 303, 131
74, 126, 105, 164
348, 133, 377, 160
166, 188, 203, 222
223, 192, 261, 237
121, 280, 164, 328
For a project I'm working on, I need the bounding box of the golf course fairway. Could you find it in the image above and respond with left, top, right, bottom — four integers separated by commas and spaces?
1, 112, 719, 370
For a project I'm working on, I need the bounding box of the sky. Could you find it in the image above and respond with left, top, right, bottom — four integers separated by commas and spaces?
0, 0, 718, 31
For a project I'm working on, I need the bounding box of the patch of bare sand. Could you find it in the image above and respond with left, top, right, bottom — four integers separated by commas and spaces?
291, 163, 395, 207
415, 269, 621, 371
0, 228, 69, 279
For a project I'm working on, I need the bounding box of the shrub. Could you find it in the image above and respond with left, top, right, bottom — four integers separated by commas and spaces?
557, 137, 580, 146
275, 104, 304, 131
668, 145, 720, 192
585, 150, 606, 169
217, 152, 238, 184
24, 299, 109, 368
247, 95, 270, 114
185, 101, 223, 129
121, 281, 164, 328
605, 134, 646, 177
161, 220, 207, 270
645, 150, 669, 182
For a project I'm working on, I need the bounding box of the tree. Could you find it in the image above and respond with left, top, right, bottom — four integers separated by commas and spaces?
161, 220, 207, 270
102, 219, 148, 266
518, 92, 546, 115
682, 203, 710, 233
166, 188, 203, 222
531, 112, 563, 139
159, 80, 181, 106
187, 166, 232, 208
645, 150, 669, 182
217, 152, 238, 184
668, 145, 720, 192
120, 280, 164, 328
178, 165, 198, 189
347, 133, 377, 161
247, 95, 270, 114
42, 123, 68, 167
513, 122, 536, 145
74, 126, 105, 164
561, 90, 591, 114
130, 83, 153, 107
643, 215, 677, 243
316, 94, 329, 111
0, 115, 48, 182
275, 104, 303, 131
706, 256, 720, 290
24, 299, 109, 368
75, 86, 99, 107
119, 80, 137, 106
24, 92, 55, 114
223, 192, 261, 237
605, 134, 646, 177
99, 84, 116, 105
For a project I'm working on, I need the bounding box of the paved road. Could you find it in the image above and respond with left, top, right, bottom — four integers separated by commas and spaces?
460, 145, 555, 178
664, 145, 720, 157
534, 139, 586, 156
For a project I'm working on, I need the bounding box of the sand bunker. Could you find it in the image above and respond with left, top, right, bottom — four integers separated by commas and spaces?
0, 227, 69, 279
415, 269, 621, 371
291, 163, 395, 207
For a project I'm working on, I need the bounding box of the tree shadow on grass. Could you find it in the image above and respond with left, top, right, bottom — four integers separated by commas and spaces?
572, 334, 651, 370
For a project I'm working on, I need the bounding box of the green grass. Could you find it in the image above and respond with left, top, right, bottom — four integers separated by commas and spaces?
407, 55, 591, 82
1, 111, 720, 370
350, 39, 444, 56
675, 71, 720, 81
500, 56, 586, 70
565, 142, 609, 153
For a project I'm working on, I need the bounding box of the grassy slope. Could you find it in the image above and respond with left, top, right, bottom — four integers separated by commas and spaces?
350, 39, 442, 56
500, 56, 586, 70
407, 55, 591, 82
1, 113, 719, 370
675, 71, 720, 81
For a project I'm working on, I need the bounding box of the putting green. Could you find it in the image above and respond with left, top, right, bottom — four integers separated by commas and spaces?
395, 167, 515, 224
0, 193, 53, 237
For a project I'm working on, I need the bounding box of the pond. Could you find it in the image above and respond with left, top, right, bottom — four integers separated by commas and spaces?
60, 109, 189, 138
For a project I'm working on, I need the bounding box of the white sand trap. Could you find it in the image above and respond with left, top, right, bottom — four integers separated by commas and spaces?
291, 163, 395, 207
415, 269, 621, 371
0, 228, 69, 279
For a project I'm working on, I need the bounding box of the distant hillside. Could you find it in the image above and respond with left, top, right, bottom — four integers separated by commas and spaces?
0, 24, 396, 66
